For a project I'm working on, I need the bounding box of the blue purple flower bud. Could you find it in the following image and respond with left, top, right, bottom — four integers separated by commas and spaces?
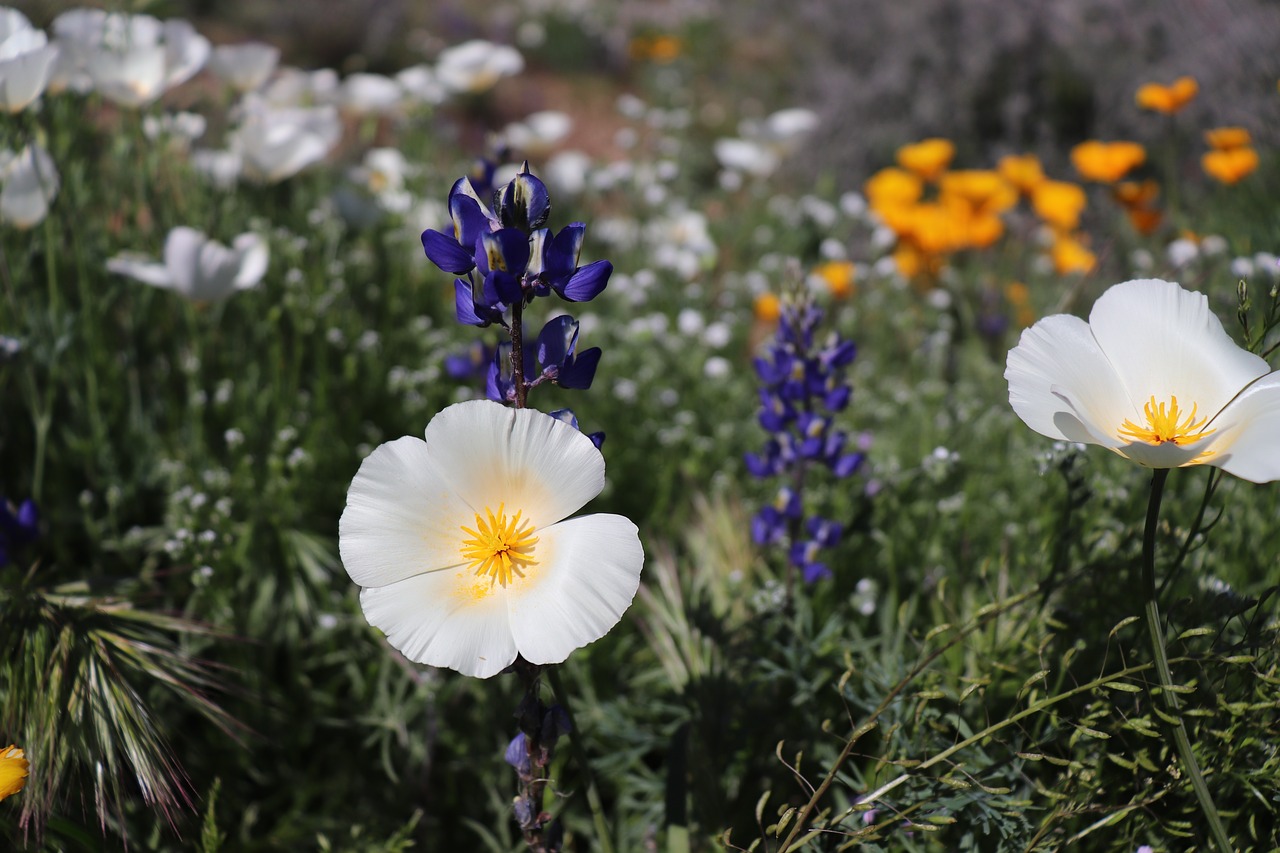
0, 496, 39, 566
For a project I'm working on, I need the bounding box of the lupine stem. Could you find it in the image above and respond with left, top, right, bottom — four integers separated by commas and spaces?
1141, 467, 1231, 851
511, 300, 528, 409
546, 666, 615, 853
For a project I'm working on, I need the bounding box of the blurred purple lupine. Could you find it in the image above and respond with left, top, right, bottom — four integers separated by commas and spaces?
746, 294, 865, 582
0, 497, 39, 566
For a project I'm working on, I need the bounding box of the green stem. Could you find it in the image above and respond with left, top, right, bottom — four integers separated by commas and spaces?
545, 666, 615, 853
1141, 468, 1231, 851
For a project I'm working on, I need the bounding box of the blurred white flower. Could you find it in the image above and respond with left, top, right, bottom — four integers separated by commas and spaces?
190, 148, 242, 190
348, 147, 415, 214
500, 110, 572, 159
0, 9, 59, 113
337, 72, 403, 116
0, 143, 58, 228
435, 39, 523, 95
713, 138, 777, 178
142, 110, 206, 147
207, 41, 279, 93
543, 150, 592, 197
395, 64, 445, 106
1166, 238, 1198, 269
715, 106, 819, 179
1230, 256, 1254, 279
704, 356, 731, 379
256, 65, 338, 108
229, 104, 342, 183
63, 12, 209, 107
107, 226, 269, 302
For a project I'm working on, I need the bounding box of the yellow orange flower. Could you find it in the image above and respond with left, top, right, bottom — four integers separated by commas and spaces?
997, 153, 1045, 195
1113, 179, 1160, 209
1070, 140, 1146, 183
1203, 127, 1252, 151
1135, 76, 1198, 114
1202, 147, 1259, 184
864, 167, 923, 214
1125, 207, 1163, 235
628, 34, 683, 63
1032, 180, 1087, 231
1051, 234, 1097, 275
939, 170, 1017, 215
895, 138, 955, 181
0, 745, 29, 801
1004, 281, 1035, 327
1113, 179, 1162, 235
754, 292, 781, 323
814, 260, 855, 299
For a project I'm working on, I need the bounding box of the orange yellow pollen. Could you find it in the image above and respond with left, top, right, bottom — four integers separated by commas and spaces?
1117, 395, 1216, 446
459, 503, 538, 588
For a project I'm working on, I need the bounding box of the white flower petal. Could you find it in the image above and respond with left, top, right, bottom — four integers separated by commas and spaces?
105, 255, 172, 287
507, 514, 643, 665
423, 400, 605, 530
339, 435, 475, 588
360, 571, 516, 678
1089, 279, 1269, 416
1204, 372, 1280, 483
232, 232, 269, 289
1005, 314, 1131, 443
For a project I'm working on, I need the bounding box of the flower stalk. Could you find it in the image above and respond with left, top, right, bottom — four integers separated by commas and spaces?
1140, 468, 1231, 851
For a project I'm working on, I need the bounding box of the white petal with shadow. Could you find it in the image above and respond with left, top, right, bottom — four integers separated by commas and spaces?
423, 400, 605, 530
1089, 279, 1268, 416
507, 514, 643, 665
360, 570, 516, 679
339, 435, 476, 588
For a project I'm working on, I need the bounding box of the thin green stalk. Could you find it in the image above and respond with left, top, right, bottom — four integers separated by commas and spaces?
1141, 468, 1231, 851
546, 666, 615, 853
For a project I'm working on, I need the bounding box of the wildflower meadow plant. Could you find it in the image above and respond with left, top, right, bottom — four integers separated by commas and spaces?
1006, 277, 1280, 850
746, 289, 865, 586
341, 162, 642, 849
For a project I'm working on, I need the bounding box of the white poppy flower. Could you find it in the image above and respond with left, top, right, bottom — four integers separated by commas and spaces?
1006, 278, 1280, 482
0, 143, 58, 228
435, 39, 523, 95
106, 226, 268, 302
501, 110, 572, 159
395, 64, 445, 106
229, 104, 341, 183
73, 13, 209, 107
207, 41, 280, 93
336, 72, 403, 115
340, 400, 644, 679
0, 10, 59, 113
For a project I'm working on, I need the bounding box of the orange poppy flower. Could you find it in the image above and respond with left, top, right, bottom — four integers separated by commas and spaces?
864, 167, 924, 213
1070, 140, 1147, 183
997, 153, 1045, 195
1113, 179, 1160, 208
939, 170, 1017, 215
895, 138, 955, 181
1202, 147, 1259, 184
1203, 127, 1252, 151
754, 292, 781, 322
1135, 76, 1198, 114
1032, 180, 1087, 231
1052, 234, 1097, 275
813, 260, 856, 299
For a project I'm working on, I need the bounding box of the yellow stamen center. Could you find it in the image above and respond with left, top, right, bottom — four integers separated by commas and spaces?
1117, 395, 1216, 446
459, 503, 538, 588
